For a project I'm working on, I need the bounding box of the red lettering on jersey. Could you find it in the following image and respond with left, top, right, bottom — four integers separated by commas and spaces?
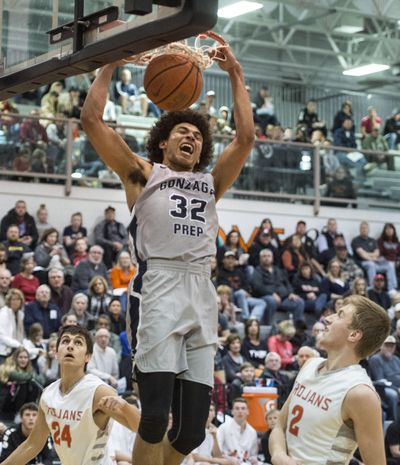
47, 407, 83, 421
322, 398, 332, 411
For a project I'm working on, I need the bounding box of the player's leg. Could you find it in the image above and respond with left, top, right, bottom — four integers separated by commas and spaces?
132, 370, 175, 465
164, 378, 212, 465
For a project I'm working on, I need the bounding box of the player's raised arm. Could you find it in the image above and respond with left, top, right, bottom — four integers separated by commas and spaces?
343, 385, 386, 465
0, 406, 50, 465
93, 384, 140, 433
211, 45, 254, 202
80, 63, 152, 204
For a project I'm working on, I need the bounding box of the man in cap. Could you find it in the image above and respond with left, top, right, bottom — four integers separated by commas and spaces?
93, 206, 128, 268
368, 273, 391, 310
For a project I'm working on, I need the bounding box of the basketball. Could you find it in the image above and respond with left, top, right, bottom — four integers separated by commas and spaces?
144, 53, 203, 112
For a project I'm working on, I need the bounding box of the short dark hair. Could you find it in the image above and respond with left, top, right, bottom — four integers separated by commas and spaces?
19, 402, 38, 416
232, 397, 248, 407
57, 325, 93, 355
146, 109, 214, 172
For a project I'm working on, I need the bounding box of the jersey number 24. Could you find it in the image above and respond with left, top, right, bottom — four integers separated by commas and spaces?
51, 421, 72, 448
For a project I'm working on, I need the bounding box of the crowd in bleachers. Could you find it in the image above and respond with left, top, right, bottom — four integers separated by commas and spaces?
1, 71, 400, 204
1, 197, 400, 462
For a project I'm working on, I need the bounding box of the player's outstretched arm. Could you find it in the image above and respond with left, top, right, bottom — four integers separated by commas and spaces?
93, 384, 140, 433
81, 64, 152, 204
0, 406, 50, 465
211, 46, 254, 202
343, 384, 386, 465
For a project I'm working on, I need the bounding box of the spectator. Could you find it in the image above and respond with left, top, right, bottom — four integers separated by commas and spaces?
61, 313, 78, 327
384, 418, 400, 465
0, 200, 38, 248
204, 90, 217, 117
217, 398, 258, 463
90, 314, 122, 360
248, 227, 278, 268
216, 285, 242, 331
316, 218, 351, 258
360, 105, 382, 138
297, 99, 326, 140
12, 146, 31, 175
47, 267, 73, 315
71, 245, 110, 292
67, 293, 94, 329
260, 408, 279, 464
0, 268, 12, 308
320, 259, 349, 302
296, 346, 317, 368
71, 237, 89, 267
114, 68, 138, 114
240, 318, 267, 369
0, 244, 7, 273
217, 230, 248, 269
1, 225, 31, 276
292, 262, 327, 317
218, 251, 266, 321
19, 110, 48, 149
46, 112, 67, 163
267, 320, 296, 370
88, 275, 112, 318
369, 335, 400, 421
349, 277, 368, 297
58, 86, 81, 118
34, 204, 53, 241
0, 289, 25, 362
40, 82, 63, 117
109, 250, 136, 291
30, 148, 54, 178
11, 255, 39, 303
37, 335, 59, 387
362, 125, 394, 170
302, 321, 326, 350
333, 117, 357, 148
368, 274, 391, 310
102, 92, 117, 122
332, 100, 354, 134
281, 234, 306, 281
251, 249, 305, 323
107, 297, 126, 336
62, 212, 87, 258
93, 206, 128, 269
23, 285, 61, 339
260, 352, 291, 408
378, 223, 400, 271
222, 334, 244, 384
34, 227, 70, 271
325, 160, 356, 201
254, 85, 278, 131
23, 322, 46, 370
228, 362, 256, 406
384, 109, 400, 150
334, 243, 364, 283
87, 328, 119, 388
352, 221, 397, 291
0, 348, 42, 422
0, 402, 53, 464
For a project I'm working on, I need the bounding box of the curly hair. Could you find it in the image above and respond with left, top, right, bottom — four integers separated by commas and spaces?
146, 110, 214, 172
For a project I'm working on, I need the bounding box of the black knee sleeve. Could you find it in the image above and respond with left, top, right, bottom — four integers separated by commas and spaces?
136, 369, 176, 444
168, 379, 212, 455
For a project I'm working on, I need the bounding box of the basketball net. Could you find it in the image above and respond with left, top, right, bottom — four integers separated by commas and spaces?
123, 31, 227, 70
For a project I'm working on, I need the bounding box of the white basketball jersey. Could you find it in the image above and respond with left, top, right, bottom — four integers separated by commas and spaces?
286, 357, 375, 465
41, 374, 113, 465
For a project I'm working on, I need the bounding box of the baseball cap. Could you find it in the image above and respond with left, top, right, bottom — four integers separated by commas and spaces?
224, 251, 236, 258
384, 335, 396, 344
206, 90, 215, 96
374, 274, 385, 281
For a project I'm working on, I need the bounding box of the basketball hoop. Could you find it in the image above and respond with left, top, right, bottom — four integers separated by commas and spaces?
123, 31, 227, 70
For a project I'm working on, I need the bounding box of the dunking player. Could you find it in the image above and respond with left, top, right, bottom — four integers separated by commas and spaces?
269, 295, 391, 465
0, 325, 140, 465
81, 44, 254, 465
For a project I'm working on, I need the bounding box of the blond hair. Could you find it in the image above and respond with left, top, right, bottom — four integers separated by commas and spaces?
345, 295, 391, 358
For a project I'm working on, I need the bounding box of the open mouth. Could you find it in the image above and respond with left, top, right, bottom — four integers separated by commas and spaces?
180, 143, 194, 155
64, 354, 74, 360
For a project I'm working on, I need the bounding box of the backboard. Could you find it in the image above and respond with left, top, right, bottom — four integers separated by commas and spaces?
0, 0, 219, 100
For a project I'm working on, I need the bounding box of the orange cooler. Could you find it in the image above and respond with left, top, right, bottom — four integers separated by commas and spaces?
242, 386, 278, 432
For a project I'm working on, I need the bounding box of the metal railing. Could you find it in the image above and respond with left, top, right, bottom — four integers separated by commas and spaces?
0, 111, 399, 214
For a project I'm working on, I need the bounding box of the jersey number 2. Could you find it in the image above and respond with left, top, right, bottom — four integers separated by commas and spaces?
51, 421, 72, 448
288, 405, 304, 437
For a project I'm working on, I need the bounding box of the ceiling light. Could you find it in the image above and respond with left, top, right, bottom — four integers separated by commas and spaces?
334, 25, 364, 34
343, 64, 390, 76
218, 1, 263, 19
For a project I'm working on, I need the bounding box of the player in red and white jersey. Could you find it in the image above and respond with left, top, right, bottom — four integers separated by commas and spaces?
270, 295, 390, 465
0, 325, 140, 465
